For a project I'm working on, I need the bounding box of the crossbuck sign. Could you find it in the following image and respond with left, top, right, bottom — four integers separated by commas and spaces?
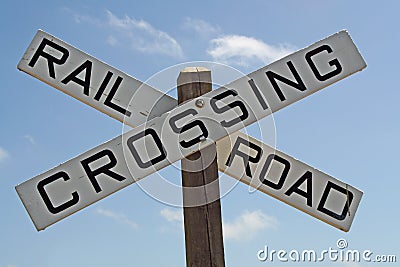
16, 30, 366, 232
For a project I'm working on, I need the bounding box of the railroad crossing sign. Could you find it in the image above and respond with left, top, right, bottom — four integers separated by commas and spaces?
16, 30, 366, 232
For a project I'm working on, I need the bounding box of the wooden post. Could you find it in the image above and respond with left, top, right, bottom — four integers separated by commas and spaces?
177, 67, 225, 267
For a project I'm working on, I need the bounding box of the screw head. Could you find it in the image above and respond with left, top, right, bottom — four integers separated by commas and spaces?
195, 99, 205, 108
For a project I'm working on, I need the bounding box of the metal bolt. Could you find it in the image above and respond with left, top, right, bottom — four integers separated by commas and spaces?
195, 99, 205, 108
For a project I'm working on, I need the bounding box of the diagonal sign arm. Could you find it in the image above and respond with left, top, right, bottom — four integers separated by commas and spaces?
17, 30, 178, 126
217, 132, 362, 232
16, 30, 366, 231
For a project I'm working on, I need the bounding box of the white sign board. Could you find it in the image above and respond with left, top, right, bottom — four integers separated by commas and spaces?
218, 132, 362, 232
17, 30, 177, 126
16, 30, 366, 231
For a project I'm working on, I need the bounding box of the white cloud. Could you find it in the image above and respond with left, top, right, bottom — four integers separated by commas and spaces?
69, 10, 295, 65
160, 208, 276, 241
23, 134, 35, 145
106, 11, 183, 58
96, 207, 138, 229
73, 14, 101, 26
106, 35, 118, 46
182, 18, 220, 37
7, 265, 17, 267
160, 208, 183, 224
223, 210, 277, 241
208, 35, 296, 67
0, 147, 10, 162
62, 7, 102, 26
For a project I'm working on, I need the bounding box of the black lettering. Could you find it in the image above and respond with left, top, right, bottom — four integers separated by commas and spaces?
306, 44, 342, 81
225, 136, 262, 178
169, 109, 208, 148
248, 79, 268, 110
266, 61, 306, 101
90, 71, 132, 117
210, 89, 249, 127
37, 171, 79, 214
81, 149, 127, 193
28, 38, 69, 79
94, 71, 113, 101
317, 181, 354, 221
259, 154, 290, 190
104, 76, 132, 117
127, 128, 167, 168
61, 60, 92, 96
285, 171, 313, 207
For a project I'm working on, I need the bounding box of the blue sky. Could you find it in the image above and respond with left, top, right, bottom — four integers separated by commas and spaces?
1, 1, 399, 266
